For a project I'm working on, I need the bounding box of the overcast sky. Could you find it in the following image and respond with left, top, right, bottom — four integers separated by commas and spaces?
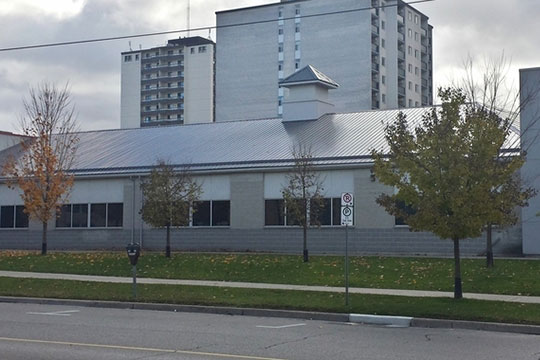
0, 0, 538, 133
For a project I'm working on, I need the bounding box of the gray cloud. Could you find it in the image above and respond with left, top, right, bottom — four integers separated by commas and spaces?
1, 0, 538, 133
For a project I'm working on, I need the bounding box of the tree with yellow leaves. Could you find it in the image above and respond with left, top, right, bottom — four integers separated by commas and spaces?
2, 83, 79, 255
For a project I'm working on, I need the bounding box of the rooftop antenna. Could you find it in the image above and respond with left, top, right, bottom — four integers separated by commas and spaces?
128, 41, 132, 51
187, 0, 191, 37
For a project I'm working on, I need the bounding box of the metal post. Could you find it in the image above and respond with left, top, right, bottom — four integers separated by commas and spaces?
132, 265, 137, 299
345, 224, 349, 306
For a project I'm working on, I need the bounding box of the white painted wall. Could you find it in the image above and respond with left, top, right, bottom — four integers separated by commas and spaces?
520, 67, 540, 254
0, 185, 24, 204
184, 45, 214, 124
264, 170, 355, 198
120, 52, 142, 129
196, 175, 230, 200
69, 179, 125, 203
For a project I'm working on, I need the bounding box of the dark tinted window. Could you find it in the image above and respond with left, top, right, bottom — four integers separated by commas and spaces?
265, 200, 284, 226
193, 201, 210, 226
212, 201, 230, 226
72, 204, 88, 228
90, 203, 106, 227
0, 206, 14, 228
56, 205, 71, 228
107, 203, 124, 227
15, 206, 29, 228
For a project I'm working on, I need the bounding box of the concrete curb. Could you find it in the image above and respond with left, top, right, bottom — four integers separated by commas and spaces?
411, 318, 540, 335
1, 296, 540, 335
0, 296, 348, 323
349, 314, 412, 327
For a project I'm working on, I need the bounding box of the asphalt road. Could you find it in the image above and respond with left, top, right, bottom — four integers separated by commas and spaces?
0, 302, 539, 360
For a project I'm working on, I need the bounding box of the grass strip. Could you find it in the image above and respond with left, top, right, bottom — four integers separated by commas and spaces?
0, 251, 539, 296
1, 277, 540, 326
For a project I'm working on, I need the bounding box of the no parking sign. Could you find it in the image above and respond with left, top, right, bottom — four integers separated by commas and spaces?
341, 192, 354, 226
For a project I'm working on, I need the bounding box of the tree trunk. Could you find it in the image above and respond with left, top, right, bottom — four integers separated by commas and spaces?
41, 221, 48, 255
166, 224, 171, 258
303, 198, 308, 263
453, 238, 463, 299
486, 223, 494, 268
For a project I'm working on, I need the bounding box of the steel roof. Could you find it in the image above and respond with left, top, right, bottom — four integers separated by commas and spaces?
0, 106, 521, 177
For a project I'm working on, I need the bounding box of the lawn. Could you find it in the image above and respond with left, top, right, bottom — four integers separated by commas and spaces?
2, 277, 540, 325
0, 251, 539, 296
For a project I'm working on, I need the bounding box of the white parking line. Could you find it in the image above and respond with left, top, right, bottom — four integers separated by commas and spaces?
256, 323, 306, 329
26, 310, 80, 317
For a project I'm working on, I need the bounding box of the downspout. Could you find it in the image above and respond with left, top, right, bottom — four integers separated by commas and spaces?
138, 175, 143, 248
131, 176, 135, 244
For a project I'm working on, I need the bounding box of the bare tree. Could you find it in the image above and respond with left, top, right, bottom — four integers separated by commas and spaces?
2, 83, 79, 255
140, 160, 202, 258
282, 144, 325, 263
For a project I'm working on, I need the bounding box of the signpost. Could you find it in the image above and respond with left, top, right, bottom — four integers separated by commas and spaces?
341, 192, 354, 306
126, 243, 141, 299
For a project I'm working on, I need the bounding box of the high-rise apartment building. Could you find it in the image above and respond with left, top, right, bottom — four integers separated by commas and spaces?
121, 36, 215, 128
215, 0, 433, 122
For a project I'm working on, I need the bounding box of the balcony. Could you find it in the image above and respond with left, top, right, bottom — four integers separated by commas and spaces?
372, 63, 380, 72
372, 81, 380, 90
371, 25, 379, 35
422, 61, 428, 71
398, 50, 405, 60
422, 78, 428, 87
398, 86, 406, 96
398, 32, 405, 43
398, 68, 406, 78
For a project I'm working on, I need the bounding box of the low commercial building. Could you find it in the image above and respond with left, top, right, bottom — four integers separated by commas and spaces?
1, 66, 534, 256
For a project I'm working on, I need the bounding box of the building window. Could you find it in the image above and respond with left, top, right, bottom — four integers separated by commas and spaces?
415, 32, 419, 41
415, 49, 419, 58
382, 94, 386, 104
395, 200, 416, 226
198, 46, 206, 53
381, 57, 385, 66
0, 205, 29, 228
415, 84, 419, 93
278, 63, 283, 71
295, 26, 300, 33
408, 64, 412, 72
278, 8, 283, 18
265, 200, 284, 226
408, 46, 412, 55
415, 101, 420, 107
415, 67, 419, 75
408, 99, 413, 107
124, 55, 132, 62
265, 198, 345, 227
408, 29, 412, 38
414, 15, 419, 24
408, 11, 412, 21
381, 20, 385, 30
167, 50, 173, 55
278, 45, 283, 53
190, 48, 195, 54
295, 7, 300, 15
408, 81, 412, 90
192, 201, 230, 227
381, 39, 385, 48
382, 75, 386, 85
295, 62, 300, 69
135, 54, 139, 61
57, 203, 123, 228
278, 28, 283, 35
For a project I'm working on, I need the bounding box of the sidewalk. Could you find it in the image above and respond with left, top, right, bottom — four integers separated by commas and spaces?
1, 270, 540, 304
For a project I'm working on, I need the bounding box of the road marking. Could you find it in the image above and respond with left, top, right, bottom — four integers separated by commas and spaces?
27, 310, 80, 316
0, 337, 285, 360
256, 323, 306, 329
